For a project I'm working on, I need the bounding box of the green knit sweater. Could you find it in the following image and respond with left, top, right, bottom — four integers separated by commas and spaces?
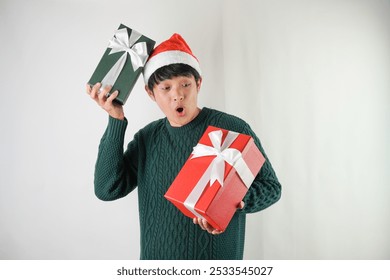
94, 107, 281, 259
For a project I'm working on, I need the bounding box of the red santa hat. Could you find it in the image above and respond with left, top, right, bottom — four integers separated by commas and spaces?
143, 33, 201, 84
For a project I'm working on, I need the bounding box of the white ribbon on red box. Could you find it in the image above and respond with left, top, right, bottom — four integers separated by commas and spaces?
183, 129, 255, 219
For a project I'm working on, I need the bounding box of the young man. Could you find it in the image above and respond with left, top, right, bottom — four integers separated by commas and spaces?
86, 33, 281, 259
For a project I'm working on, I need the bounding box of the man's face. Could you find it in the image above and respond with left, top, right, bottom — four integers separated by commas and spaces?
146, 75, 202, 127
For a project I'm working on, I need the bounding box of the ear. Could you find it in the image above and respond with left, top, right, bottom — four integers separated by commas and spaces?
145, 85, 156, 101
196, 77, 202, 91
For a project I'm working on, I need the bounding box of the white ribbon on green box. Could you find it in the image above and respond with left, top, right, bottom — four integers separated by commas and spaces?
101, 28, 149, 89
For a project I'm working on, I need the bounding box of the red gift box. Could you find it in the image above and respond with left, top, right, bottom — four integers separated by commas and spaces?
164, 126, 265, 231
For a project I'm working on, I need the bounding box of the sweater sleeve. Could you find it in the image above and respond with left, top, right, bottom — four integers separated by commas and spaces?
240, 123, 282, 213
94, 116, 138, 201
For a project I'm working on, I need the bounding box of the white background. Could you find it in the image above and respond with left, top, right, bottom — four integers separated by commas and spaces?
0, 0, 389, 259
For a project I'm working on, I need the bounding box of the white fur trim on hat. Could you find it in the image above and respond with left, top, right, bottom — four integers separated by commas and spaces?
143, 50, 202, 84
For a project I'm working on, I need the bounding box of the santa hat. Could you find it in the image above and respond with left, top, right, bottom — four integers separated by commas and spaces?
143, 33, 201, 84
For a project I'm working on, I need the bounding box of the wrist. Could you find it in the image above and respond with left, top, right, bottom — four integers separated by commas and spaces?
111, 114, 125, 121
108, 111, 125, 121
107, 115, 128, 139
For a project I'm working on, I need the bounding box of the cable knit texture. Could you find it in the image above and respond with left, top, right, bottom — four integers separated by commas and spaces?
94, 107, 281, 259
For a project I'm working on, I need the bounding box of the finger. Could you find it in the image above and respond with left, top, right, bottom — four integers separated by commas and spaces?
91, 82, 101, 94
197, 218, 206, 230
90, 83, 101, 100
211, 229, 223, 235
103, 91, 119, 112
201, 219, 214, 233
106, 90, 118, 103
86, 84, 92, 94
238, 201, 245, 209
98, 85, 112, 105
193, 217, 198, 225
98, 85, 110, 101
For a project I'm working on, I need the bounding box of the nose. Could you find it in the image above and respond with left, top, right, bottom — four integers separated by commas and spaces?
172, 88, 184, 101
174, 95, 184, 101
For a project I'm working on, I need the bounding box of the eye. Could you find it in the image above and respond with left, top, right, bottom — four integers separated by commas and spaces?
182, 82, 191, 87
159, 85, 170, 91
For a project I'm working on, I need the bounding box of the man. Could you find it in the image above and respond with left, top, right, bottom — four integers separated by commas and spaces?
86, 33, 281, 259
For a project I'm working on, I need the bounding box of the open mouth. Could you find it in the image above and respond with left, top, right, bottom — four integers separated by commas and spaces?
176, 107, 184, 113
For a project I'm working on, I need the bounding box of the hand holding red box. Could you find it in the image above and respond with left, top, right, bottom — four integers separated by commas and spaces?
164, 126, 265, 231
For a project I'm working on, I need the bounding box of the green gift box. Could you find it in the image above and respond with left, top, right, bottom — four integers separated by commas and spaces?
88, 24, 155, 105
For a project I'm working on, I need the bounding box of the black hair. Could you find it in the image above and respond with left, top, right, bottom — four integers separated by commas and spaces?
147, 63, 201, 91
